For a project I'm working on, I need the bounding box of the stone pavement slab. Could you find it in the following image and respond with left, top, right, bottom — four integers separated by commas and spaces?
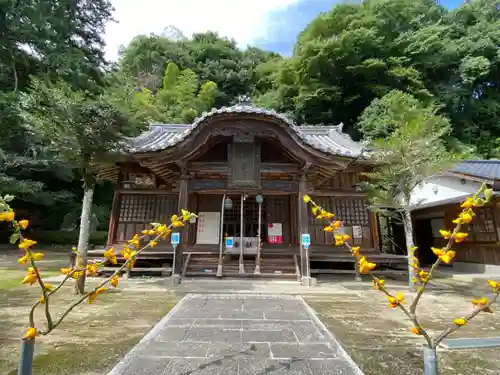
107, 294, 363, 375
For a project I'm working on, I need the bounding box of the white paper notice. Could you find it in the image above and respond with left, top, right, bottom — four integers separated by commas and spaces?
196, 212, 221, 244
352, 225, 363, 239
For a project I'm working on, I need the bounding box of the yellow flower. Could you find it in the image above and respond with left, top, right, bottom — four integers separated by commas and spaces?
0, 210, 15, 222
43, 283, 53, 291
18, 254, 29, 265
86, 263, 99, 277
453, 232, 468, 243
418, 270, 430, 283
331, 221, 342, 230
23, 327, 38, 340
439, 230, 451, 239
18, 220, 29, 229
453, 318, 466, 326
351, 246, 360, 256
110, 275, 119, 287
359, 256, 376, 274
127, 234, 140, 249
311, 206, 320, 216
88, 287, 107, 304
171, 220, 185, 228
171, 214, 179, 222
472, 297, 493, 313
150, 240, 159, 248
181, 209, 192, 221
410, 327, 421, 335
460, 197, 479, 209
372, 278, 384, 290
487, 280, 499, 292
104, 248, 117, 264
39, 295, 46, 304
387, 292, 404, 308
19, 238, 37, 250
452, 211, 473, 224
334, 234, 351, 246
21, 268, 38, 285
60, 267, 73, 275
431, 247, 445, 257
323, 226, 333, 233
303, 195, 311, 203
438, 250, 456, 264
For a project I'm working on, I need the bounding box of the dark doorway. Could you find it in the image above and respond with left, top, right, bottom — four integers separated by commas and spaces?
414, 218, 439, 265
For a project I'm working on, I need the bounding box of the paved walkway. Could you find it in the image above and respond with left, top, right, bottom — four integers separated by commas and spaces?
108, 294, 363, 375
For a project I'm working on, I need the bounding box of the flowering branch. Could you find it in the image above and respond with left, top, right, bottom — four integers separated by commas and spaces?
0, 195, 197, 341
303, 184, 499, 349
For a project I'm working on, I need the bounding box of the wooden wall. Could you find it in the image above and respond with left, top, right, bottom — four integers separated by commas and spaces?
414, 198, 500, 265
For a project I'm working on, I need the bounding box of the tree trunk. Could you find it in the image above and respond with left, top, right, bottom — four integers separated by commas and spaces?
74, 180, 95, 295
403, 210, 417, 291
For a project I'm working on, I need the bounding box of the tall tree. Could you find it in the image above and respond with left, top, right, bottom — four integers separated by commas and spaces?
359, 91, 465, 290
22, 78, 142, 293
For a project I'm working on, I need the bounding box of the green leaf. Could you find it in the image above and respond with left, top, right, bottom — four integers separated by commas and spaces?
10, 232, 20, 244
4, 195, 15, 202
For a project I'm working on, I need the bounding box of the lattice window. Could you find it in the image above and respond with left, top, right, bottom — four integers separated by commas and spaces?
118, 195, 177, 222
308, 197, 369, 226
468, 207, 497, 242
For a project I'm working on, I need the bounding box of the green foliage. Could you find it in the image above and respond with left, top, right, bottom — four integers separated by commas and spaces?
360, 99, 465, 217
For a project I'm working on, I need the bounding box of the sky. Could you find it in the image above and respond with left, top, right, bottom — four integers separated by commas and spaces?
104, 0, 463, 61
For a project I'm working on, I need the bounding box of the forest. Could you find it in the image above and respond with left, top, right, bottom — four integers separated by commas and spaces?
0, 0, 499, 241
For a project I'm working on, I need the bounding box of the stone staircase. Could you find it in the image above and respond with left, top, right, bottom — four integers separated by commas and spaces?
183, 253, 220, 277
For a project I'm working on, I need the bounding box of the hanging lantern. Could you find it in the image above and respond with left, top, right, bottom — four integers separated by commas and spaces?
255, 195, 264, 204
224, 197, 233, 210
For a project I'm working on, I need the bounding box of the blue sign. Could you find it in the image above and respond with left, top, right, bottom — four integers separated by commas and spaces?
171, 232, 180, 246
225, 237, 234, 249
301, 234, 311, 249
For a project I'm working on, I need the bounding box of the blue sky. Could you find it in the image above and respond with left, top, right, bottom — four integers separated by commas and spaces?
105, 0, 464, 61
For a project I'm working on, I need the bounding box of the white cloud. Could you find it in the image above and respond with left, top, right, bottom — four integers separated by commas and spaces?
105, 0, 299, 61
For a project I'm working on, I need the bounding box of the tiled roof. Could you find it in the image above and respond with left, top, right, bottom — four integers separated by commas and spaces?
127, 105, 366, 158
451, 160, 500, 181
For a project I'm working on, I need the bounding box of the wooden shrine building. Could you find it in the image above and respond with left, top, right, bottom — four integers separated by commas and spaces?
95, 104, 407, 280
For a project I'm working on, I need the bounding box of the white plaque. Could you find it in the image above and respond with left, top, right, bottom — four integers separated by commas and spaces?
196, 212, 221, 244
352, 225, 363, 239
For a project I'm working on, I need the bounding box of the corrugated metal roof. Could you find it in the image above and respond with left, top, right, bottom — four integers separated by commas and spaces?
127, 105, 366, 158
451, 160, 500, 181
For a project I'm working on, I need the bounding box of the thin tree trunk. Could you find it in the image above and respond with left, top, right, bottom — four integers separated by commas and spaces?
403, 210, 416, 291
74, 179, 95, 295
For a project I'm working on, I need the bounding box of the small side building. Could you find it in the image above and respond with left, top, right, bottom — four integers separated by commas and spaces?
410, 160, 500, 273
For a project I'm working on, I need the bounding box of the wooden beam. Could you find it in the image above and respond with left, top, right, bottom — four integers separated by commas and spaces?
106, 191, 121, 247
298, 173, 309, 276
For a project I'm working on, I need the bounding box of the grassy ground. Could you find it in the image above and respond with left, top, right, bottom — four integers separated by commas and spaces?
0, 250, 181, 375
306, 276, 500, 375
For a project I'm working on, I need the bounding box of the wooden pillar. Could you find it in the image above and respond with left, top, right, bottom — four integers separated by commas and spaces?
106, 191, 121, 247
370, 212, 381, 250
298, 175, 309, 277
175, 174, 189, 276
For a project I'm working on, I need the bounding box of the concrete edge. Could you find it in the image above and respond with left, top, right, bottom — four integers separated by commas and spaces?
296, 296, 365, 375
106, 293, 194, 375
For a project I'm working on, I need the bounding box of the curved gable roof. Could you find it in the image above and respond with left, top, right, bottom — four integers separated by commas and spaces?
128, 105, 366, 158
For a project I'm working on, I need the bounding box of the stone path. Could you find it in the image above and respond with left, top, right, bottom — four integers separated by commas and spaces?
108, 294, 363, 375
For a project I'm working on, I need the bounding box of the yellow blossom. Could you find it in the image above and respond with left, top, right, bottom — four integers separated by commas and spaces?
31, 252, 44, 261
171, 220, 185, 228
311, 206, 320, 216
410, 327, 422, 335
43, 283, 53, 291
39, 295, 46, 304
303, 195, 311, 203
453, 318, 466, 326
86, 263, 99, 277
23, 327, 38, 340
0, 210, 15, 222
104, 248, 117, 264
431, 247, 445, 257
453, 232, 468, 243
372, 278, 384, 290
387, 292, 404, 308
351, 246, 360, 256
331, 221, 342, 230
110, 275, 119, 287
359, 256, 376, 274
21, 268, 38, 285
18, 220, 29, 229
18, 238, 37, 250
460, 197, 478, 209
127, 234, 140, 248
452, 211, 473, 224
334, 234, 351, 246
487, 280, 499, 292
18, 254, 29, 265
323, 226, 333, 232
439, 230, 451, 239
150, 240, 159, 248
472, 297, 493, 313
88, 287, 107, 304
438, 250, 456, 264
418, 270, 430, 283
181, 209, 192, 221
